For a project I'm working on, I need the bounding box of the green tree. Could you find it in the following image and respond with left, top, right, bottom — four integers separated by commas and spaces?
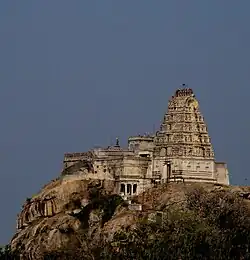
0, 245, 20, 260
98, 188, 250, 260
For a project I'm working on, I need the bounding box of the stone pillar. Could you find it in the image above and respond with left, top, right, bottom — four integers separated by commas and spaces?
162, 164, 167, 180
167, 161, 171, 182
146, 165, 152, 178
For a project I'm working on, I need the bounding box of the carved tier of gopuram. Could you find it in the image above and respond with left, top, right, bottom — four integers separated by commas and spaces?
61, 86, 229, 199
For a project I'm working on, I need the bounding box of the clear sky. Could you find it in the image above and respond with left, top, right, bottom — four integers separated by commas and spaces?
0, 0, 249, 244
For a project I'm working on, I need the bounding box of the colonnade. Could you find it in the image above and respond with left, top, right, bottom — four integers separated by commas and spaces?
120, 183, 137, 196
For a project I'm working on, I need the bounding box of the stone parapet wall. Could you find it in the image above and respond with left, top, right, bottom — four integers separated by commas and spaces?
64, 151, 93, 161
215, 162, 230, 185
128, 135, 154, 152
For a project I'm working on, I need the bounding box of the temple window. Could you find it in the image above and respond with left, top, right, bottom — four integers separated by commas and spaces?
120, 184, 125, 193
127, 184, 132, 195
133, 184, 137, 194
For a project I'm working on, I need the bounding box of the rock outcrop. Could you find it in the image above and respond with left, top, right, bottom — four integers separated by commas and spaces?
10, 177, 250, 259
11, 176, 119, 259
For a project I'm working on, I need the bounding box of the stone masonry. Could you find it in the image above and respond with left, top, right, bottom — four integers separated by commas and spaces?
62, 86, 230, 198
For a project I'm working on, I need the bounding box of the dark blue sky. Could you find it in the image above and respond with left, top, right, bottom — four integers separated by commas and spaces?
0, 0, 249, 244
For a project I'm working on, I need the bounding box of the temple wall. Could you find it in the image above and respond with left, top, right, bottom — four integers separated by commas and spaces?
129, 140, 154, 152
63, 152, 93, 168
168, 158, 215, 182
152, 157, 216, 182
93, 158, 123, 176
151, 157, 165, 177
215, 162, 230, 185
93, 148, 134, 157
171, 158, 214, 173
116, 156, 152, 197
128, 136, 154, 152
146, 164, 153, 178
122, 157, 150, 178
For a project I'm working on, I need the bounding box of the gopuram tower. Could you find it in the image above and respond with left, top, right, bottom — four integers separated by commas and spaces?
153, 85, 229, 185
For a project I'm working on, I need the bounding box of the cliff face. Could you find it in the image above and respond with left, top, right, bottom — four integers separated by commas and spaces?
10, 176, 250, 259
10, 176, 121, 259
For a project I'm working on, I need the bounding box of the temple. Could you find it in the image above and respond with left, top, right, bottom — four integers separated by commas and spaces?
62, 86, 230, 198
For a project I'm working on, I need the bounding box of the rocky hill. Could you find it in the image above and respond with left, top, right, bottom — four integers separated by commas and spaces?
9, 177, 250, 259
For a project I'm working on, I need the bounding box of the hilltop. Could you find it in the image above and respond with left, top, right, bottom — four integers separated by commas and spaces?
9, 176, 250, 259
